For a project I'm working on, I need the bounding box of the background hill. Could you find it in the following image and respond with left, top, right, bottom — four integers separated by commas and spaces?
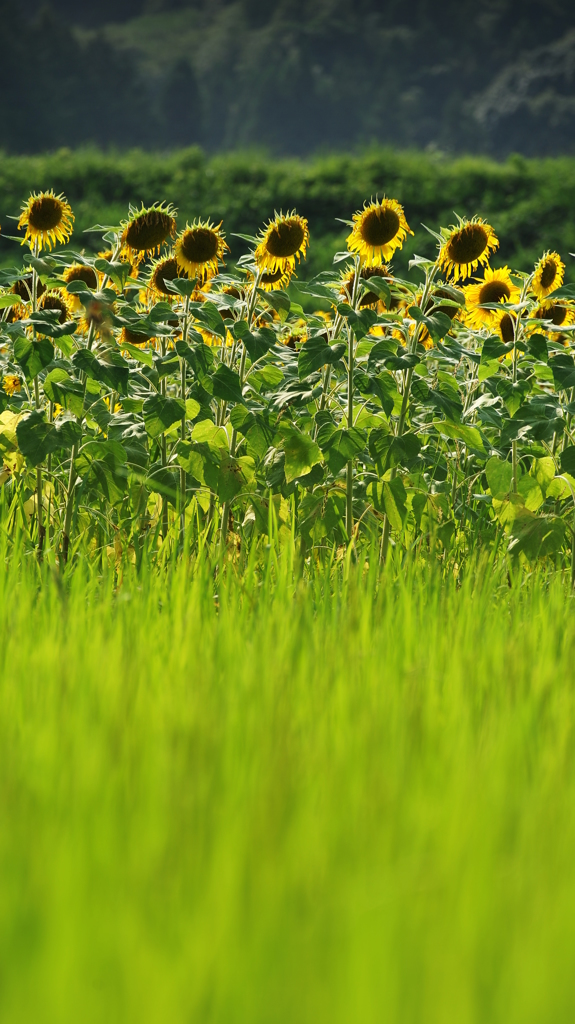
3, 0, 575, 157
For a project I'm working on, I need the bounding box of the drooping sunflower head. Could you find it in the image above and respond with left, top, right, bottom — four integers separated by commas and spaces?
463, 266, 520, 329
255, 211, 309, 275
38, 289, 72, 325
339, 264, 391, 307
18, 191, 74, 252
120, 202, 177, 264
531, 252, 564, 300
120, 325, 154, 348
438, 217, 499, 283
496, 309, 516, 345
2, 374, 21, 396
347, 198, 412, 267
63, 264, 98, 290
175, 219, 228, 283
11, 275, 46, 302
148, 255, 181, 300
532, 301, 575, 331
259, 266, 294, 292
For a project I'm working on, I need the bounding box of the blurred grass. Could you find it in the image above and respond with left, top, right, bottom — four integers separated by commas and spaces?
2, 147, 575, 280
1, 551, 575, 1022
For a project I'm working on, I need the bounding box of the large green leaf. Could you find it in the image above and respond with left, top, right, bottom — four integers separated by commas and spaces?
143, 395, 185, 438
298, 336, 346, 380
13, 335, 54, 380
282, 429, 322, 483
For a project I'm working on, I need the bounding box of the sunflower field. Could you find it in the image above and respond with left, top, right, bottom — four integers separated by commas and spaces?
1, 186, 575, 573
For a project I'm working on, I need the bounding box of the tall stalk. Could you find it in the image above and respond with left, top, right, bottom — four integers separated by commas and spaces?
220, 271, 261, 548
346, 256, 362, 542
30, 242, 46, 554
380, 264, 437, 564
179, 295, 190, 542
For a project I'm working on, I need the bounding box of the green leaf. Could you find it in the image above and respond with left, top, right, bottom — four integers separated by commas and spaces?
143, 395, 185, 438
408, 306, 452, 343
508, 513, 566, 559
298, 336, 346, 379
121, 342, 154, 367
211, 363, 244, 404
433, 420, 485, 453
485, 456, 512, 499
0, 294, 22, 309
383, 477, 407, 531
73, 349, 130, 396
16, 412, 55, 466
192, 302, 227, 340
13, 335, 54, 380
560, 446, 575, 476
282, 429, 322, 483
44, 368, 86, 418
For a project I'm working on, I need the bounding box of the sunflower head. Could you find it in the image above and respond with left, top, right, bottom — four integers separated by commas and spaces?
11, 275, 46, 303
2, 375, 21, 396
532, 252, 565, 300
533, 301, 574, 331
340, 264, 391, 307
438, 217, 499, 283
347, 198, 412, 267
463, 266, 520, 329
175, 219, 228, 283
63, 264, 98, 290
120, 326, 153, 347
18, 191, 74, 252
148, 255, 181, 299
120, 203, 177, 264
496, 310, 516, 345
254, 211, 309, 276
38, 289, 72, 325
259, 266, 294, 292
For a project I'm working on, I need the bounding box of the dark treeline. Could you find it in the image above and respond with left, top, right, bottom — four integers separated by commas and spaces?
3, 0, 575, 157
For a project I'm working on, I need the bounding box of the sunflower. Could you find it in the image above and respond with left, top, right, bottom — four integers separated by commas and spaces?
18, 191, 74, 252
120, 203, 177, 264
463, 267, 520, 329
495, 310, 516, 345
38, 289, 72, 324
255, 211, 309, 276
438, 217, 499, 283
339, 264, 391, 307
175, 220, 228, 283
2, 375, 21, 396
120, 326, 154, 347
532, 301, 575, 331
12, 275, 46, 302
531, 252, 564, 300
347, 198, 412, 267
147, 255, 181, 300
259, 266, 293, 292
63, 264, 98, 290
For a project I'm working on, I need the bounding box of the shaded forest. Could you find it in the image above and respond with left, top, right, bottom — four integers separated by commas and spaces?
2, 0, 575, 156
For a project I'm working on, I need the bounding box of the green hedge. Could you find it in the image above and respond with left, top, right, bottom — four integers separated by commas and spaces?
1, 147, 575, 279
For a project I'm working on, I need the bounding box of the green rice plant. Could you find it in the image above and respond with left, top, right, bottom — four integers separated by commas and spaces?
1, 548, 575, 1022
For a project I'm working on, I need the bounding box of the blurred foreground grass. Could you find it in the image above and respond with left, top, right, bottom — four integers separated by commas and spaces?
1, 553, 575, 1022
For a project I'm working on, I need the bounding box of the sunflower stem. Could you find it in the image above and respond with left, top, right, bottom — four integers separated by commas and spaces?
380, 264, 437, 565
345, 258, 362, 543
61, 320, 96, 566
179, 296, 190, 544
160, 337, 169, 542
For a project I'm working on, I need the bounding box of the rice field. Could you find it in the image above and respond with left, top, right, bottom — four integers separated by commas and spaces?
1, 550, 575, 1023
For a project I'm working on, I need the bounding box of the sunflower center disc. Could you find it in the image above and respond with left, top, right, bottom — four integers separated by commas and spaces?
153, 258, 179, 294
67, 266, 97, 289
360, 208, 400, 247
551, 304, 567, 325
447, 224, 488, 265
479, 281, 511, 305
261, 269, 285, 285
28, 196, 65, 231
126, 213, 173, 252
266, 221, 305, 259
181, 229, 219, 264
500, 313, 515, 343
540, 260, 557, 290
41, 296, 67, 324
123, 327, 150, 345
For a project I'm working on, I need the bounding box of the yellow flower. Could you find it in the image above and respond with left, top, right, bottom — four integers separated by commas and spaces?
175, 220, 228, 283
255, 211, 309, 275
259, 266, 293, 291
339, 264, 391, 307
120, 203, 177, 264
531, 252, 564, 300
463, 267, 520, 329
12, 275, 45, 302
119, 326, 154, 347
347, 198, 412, 267
63, 264, 98, 311
495, 309, 516, 345
53, 404, 64, 419
532, 301, 575, 331
2, 375, 21, 396
38, 290, 72, 324
147, 255, 181, 301
438, 217, 499, 283
18, 191, 74, 251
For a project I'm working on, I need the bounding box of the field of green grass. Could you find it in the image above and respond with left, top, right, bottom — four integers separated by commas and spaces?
2, 550, 575, 1023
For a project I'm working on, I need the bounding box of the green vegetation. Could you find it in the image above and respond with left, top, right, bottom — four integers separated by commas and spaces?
1, 552, 575, 1022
